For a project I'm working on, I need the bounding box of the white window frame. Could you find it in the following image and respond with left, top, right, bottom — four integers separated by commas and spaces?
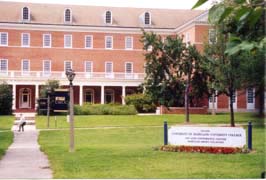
64, 61, 72, 72
0, 59, 8, 75
43, 34, 52, 48
21, 6, 30, 22
21, 33, 30, 47
84, 35, 93, 49
105, 36, 113, 49
105, 11, 112, 24
125, 36, 133, 50
125, 62, 133, 79
64, 8, 72, 23
84, 61, 93, 77
228, 91, 237, 109
246, 88, 255, 110
64, 34, 72, 48
209, 29, 216, 44
43, 60, 51, 76
84, 88, 95, 104
0, 32, 8, 46
105, 61, 113, 78
21, 59, 30, 75
185, 33, 190, 43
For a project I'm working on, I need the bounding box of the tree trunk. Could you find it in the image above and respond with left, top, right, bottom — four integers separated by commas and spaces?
258, 85, 265, 117
229, 90, 235, 127
185, 79, 190, 123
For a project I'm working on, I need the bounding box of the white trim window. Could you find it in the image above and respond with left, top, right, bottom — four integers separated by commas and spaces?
43, 60, 51, 76
144, 12, 151, 25
0, 59, 8, 75
21, 33, 30, 47
105, 36, 113, 49
64, 8, 72, 23
64, 34, 72, 48
22, 7, 30, 21
85, 35, 93, 49
105, 11, 112, 24
0, 32, 8, 46
105, 61, 113, 78
21, 59, 30, 75
64, 61, 72, 72
125, 62, 133, 79
125, 36, 133, 50
43, 34, 51, 48
247, 88, 255, 110
185, 33, 190, 44
84, 61, 93, 77
209, 29, 216, 44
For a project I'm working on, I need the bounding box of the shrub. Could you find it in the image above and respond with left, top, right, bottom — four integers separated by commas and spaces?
125, 93, 156, 113
0, 82, 12, 115
74, 104, 137, 115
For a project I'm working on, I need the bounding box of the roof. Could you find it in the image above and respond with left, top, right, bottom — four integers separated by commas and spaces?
0, 1, 204, 29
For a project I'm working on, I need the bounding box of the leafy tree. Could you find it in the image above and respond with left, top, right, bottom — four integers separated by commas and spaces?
40, 80, 60, 98
141, 31, 208, 122
125, 93, 156, 113
0, 82, 13, 115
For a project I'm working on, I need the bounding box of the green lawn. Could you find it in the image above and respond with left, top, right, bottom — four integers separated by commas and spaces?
0, 116, 14, 160
36, 113, 263, 129
37, 113, 266, 178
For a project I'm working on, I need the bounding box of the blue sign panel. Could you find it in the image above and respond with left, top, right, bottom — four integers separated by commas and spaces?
53, 89, 69, 112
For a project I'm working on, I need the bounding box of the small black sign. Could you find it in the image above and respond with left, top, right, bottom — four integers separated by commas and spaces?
53, 89, 69, 112
38, 98, 48, 110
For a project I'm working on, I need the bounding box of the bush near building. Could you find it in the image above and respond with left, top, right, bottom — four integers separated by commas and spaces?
125, 93, 156, 113
0, 83, 12, 115
74, 104, 137, 115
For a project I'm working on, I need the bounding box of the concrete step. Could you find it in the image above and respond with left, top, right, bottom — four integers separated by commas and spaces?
14, 120, 35, 125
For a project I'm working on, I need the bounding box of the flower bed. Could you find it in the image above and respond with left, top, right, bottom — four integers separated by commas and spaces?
160, 145, 247, 154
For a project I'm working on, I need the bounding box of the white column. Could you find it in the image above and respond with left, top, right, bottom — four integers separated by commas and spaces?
12, 84, 16, 110
79, 85, 83, 106
122, 86, 126, 105
35, 85, 39, 110
101, 86, 104, 104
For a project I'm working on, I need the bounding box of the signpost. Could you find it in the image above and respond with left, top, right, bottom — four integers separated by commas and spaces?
168, 126, 246, 148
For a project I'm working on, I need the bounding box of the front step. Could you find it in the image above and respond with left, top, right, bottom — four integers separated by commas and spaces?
14, 120, 35, 125
14, 113, 36, 125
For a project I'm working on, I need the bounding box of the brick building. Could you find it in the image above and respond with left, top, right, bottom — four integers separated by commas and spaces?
0, 2, 259, 113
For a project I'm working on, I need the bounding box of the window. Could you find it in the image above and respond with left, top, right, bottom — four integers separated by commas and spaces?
105, 89, 114, 104
84, 89, 94, 104
185, 33, 190, 44
105, 36, 113, 49
21, 33, 30, 47
43, 60, 51, 76
125, 36, 133, 50
0, 59, 8, 75
85, 61, 93, 73
21, 59, 30, 75
105, 62, 113, 78
64, 8, 72, 23
64, 61, 72, 72
125, 62, 133, 74
43, 34, 51, 48
22, 7, 30, 21
0, 32, 8, 46
232, 91, 236, 103
247, 88, 254, 103
105, 11, 112, 24
85, 35, 93, 49
144, 12, 151, 25
209, 29, 216, 44
64, 34, 72, 48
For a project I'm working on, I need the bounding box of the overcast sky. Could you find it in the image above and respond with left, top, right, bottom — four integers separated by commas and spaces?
0, 0, 214, 9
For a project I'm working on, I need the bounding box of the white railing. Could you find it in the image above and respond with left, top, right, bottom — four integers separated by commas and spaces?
0, 71, 145, 81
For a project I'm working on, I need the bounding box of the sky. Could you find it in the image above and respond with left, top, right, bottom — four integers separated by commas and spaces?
0, 0, 214, 10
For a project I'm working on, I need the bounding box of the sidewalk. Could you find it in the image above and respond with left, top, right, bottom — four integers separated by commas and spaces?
0, 124, 52, 179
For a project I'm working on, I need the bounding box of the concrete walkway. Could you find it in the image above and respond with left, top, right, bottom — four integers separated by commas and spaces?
0, 124, 52, 179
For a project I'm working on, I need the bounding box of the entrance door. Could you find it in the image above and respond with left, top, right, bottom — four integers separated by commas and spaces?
247, 88, 255, 110
20, 88, 31, 108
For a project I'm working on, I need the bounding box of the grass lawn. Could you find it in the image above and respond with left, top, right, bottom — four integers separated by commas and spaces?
0, 116, 14, 160
37, 113, 265, 178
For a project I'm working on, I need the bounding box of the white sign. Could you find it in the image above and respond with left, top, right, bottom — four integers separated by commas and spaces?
168, 126, 246, 148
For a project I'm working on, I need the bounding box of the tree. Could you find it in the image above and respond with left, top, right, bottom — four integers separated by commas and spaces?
0, 82, 13, 115
40, 80, 60, 98
141, 31, 208, 122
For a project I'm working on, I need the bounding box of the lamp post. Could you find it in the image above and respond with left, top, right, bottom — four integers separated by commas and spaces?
46, 87, 52, 128
66, 69, 76, 152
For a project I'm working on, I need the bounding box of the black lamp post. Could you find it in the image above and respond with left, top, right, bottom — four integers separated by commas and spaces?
46, 86, 52, 128
66, 69, 76, 152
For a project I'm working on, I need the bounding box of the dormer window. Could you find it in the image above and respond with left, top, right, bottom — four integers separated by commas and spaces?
22, 7, 30, 21
144, 12, 151, 25
105, 11, 112, 24
64, 8, 72, 23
